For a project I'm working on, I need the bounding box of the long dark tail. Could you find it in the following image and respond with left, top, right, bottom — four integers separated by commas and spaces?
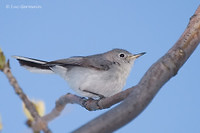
13, 56, 54, 73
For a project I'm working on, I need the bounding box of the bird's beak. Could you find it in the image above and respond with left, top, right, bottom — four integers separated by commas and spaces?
128, 52, 146, 59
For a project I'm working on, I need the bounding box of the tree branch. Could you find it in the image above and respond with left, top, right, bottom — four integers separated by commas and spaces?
73, 5, 200, 133
1, 4, 199, 133
1, 61, 51, 133
41, 86, 135, 123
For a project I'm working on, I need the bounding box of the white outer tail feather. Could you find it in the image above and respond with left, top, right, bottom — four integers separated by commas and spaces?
12, 56, 46, 64
13, 56, 54, 74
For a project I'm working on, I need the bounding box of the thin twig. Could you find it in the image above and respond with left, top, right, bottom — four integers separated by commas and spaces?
40, 86, 136, 123
2, 62, 51, 133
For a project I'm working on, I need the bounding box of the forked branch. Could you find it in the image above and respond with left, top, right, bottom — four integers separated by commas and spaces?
73, 5, 200, 133
1, 5, 199, 133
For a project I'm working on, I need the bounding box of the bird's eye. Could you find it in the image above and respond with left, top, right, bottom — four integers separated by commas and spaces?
119, 53, 125, 58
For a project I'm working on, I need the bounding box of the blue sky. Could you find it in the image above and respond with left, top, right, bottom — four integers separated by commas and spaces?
0, 1, 200, 133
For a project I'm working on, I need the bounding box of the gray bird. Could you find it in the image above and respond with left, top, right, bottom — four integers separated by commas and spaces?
13, 49, 145, 99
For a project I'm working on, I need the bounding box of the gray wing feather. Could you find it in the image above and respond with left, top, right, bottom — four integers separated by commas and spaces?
47, 55, 112, 71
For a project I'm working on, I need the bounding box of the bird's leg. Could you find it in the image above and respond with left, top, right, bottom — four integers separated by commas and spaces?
83, 90, 105, 99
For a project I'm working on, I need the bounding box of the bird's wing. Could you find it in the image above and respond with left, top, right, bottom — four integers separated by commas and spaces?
47, 55, 112, 71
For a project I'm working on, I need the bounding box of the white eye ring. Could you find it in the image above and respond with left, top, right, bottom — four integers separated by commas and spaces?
119, 53, 125, 58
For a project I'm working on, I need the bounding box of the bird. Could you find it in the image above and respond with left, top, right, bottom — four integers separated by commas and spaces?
13, 49, 145, 99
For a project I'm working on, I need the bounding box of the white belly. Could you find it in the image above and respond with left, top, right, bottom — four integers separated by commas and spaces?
51, 63, 133, 98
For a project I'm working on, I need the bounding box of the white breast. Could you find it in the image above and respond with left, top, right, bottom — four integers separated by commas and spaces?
51, 62, 134, 98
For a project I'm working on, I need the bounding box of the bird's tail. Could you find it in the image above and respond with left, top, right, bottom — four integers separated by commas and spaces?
13, 56, 54, 73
